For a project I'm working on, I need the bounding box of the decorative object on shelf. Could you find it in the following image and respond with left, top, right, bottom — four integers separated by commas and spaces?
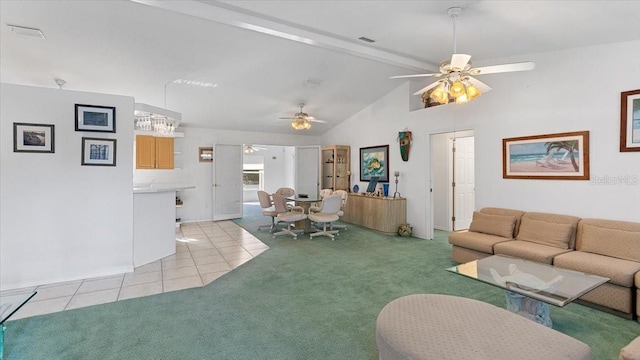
353, 184, 359, 193
81, 137, 117, 166
75, 104, 116, 133
503, 131, 590, 180
365, 176, 379, 194
382, 183, 390, 197
360, 145, 389, 182
397, 130, 412, 161
393, 171, 401, 199
620, 89, 640, 152
12, 122, 55, 153
398, 223, 413, 237
391, 7, 534, 107
199, 147, 213, 162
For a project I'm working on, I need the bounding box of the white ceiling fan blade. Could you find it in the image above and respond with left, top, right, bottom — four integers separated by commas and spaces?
390, 73, 441, 79
412, 80, 442, 96
466, 76, 492, 93
278, 116, 295, 119
308, 118, 327, 123
450, 54, 471, 71
469, 61, 535, 75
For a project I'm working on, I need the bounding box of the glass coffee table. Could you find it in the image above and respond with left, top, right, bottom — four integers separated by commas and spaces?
447, 255, 608, 327
1, 291, 37, 360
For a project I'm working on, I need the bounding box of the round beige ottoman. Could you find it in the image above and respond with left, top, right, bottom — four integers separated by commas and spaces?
375, 294, 591, 360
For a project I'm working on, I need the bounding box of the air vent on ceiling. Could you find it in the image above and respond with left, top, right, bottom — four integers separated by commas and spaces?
358, 36, 376, 43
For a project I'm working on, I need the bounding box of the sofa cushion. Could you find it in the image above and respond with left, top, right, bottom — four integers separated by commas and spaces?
479, 207, 525, 236
636, 271, 640, 287
493, 240, 573, 264
579, 223, 640, 262
553, 251, 640, 287
516, 217, 573, 249
468, 212, 517, 238
449, 231, 512, 254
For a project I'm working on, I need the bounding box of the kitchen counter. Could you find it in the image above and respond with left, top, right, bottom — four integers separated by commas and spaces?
132, 183, 195, 267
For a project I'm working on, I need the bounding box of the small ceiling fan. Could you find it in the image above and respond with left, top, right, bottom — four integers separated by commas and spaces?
244, 145, 267, 154
391, 7, 535, 105
279, 103, 326, 130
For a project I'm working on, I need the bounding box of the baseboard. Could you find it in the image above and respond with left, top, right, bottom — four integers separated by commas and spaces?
0, 265, 134, 292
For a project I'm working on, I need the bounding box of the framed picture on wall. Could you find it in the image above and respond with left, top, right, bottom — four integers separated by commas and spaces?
502, 131, 589, 180
13, 122, 55, 153
620, 89, 640, 152
75, 104, 116, 132
360, 145, 389, 182
81, 137, 117, 166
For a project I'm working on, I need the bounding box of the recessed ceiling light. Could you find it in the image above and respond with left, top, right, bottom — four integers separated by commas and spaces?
358, 36, 375, 43
7, 24, 45, 39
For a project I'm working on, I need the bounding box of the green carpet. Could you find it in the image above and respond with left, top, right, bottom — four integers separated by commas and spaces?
4, 208, 639, 359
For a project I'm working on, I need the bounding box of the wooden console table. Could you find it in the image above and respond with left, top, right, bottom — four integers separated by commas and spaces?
342, 193, 406, 234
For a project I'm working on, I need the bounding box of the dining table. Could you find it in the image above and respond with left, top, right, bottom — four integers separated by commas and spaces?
287, 195, 321, 233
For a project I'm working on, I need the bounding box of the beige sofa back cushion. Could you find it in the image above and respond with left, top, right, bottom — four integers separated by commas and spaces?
577, 219, 640, 262
515, 212, 580, 249
469, 212, 517, 238
479, 207, 525, 237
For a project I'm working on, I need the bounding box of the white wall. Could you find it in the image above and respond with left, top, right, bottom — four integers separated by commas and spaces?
1, 83, 134, 290
322, 40, 640, 239
176, 127, 320, 222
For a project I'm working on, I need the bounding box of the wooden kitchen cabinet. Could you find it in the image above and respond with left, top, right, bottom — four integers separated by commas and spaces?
136, 135, 174, 169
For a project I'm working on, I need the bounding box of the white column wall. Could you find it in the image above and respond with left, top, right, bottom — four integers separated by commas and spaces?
322, 40, 640, 239
1, 83, 134, 290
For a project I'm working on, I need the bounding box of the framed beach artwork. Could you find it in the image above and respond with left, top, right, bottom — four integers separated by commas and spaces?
620, 89, 640, 152
13, 122, 55, 153
81, 137, 117, 166
75, 104, 116, 133
502, 131, 590, 180
360, 145, 389, 182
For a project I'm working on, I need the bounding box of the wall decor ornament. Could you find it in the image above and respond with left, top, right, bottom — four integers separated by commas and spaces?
360, 145, 389, 182
620, 89, 640, 152
75, 104, 116, 133
13, 122, 55, 153
81, 137, 117, 166
502, 131, 589, 180
397, 130, 412, 161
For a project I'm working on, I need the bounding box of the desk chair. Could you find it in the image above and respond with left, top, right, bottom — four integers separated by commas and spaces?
310, 188, 333, 213
308, 194, 342, 240
276, 187, 296, 209
272, 193, 307, 240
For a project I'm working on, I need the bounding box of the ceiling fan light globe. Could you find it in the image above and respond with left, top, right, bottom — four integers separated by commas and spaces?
450, 80, 466, 98
455, 94, 469, 104
430, 85, 449, 104
466, 84, 481, 100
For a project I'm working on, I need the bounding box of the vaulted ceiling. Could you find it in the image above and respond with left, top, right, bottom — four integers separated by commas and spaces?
2, 1, 639, 135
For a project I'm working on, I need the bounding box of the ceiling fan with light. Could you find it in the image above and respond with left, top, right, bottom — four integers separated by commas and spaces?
244, 145, 267, 154
279, 103, 326, 130
391, 7, 535, 105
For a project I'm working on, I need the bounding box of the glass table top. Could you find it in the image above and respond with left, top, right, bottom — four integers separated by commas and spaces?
447, 255, 609, 307
0, 291, 37, 325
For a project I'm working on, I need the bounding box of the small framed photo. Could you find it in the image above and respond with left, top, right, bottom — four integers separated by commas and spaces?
81, 137, 117, 166
75, 104, 116, 133
13, 122, 55, 153
620, 89, 640, 152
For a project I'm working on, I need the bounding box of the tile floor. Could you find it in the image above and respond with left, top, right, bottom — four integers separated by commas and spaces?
1, 220, 269, 321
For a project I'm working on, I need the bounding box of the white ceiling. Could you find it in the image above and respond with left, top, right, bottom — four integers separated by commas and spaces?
2, 0, 639, 136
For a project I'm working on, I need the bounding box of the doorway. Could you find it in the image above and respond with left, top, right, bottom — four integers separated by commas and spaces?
431, 130, 475, 232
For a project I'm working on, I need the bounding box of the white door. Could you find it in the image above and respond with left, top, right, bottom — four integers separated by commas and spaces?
295, 146, 320, 197
452, 136, 475, 230
213, 144, 243, 220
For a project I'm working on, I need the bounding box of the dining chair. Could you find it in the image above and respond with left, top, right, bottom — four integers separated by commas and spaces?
310, 188, 333, 213
257, 190, 279, 232
331, 190, 349, 230
308, 194, 342, 240
271, 193, 307, 240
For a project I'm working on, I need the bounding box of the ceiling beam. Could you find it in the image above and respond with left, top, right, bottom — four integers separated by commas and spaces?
129, 0, 436, 72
